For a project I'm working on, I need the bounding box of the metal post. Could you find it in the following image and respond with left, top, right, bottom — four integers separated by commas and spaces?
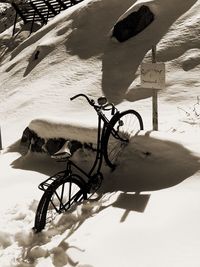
30, 10, 36, 35
152, 45, 156, 63
0, 126, 2, 151
152, 45, 158, 131
12, 11, 18, 36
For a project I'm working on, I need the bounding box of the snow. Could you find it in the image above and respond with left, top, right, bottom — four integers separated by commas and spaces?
0, 0, 200, 266
28, 117, 98, 144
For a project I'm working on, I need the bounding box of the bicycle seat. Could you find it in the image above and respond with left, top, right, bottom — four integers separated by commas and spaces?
51, 140, 71, 160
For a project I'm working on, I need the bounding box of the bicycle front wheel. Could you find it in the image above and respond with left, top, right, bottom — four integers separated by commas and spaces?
34, 174, 87, 232
104, 109, 144, 169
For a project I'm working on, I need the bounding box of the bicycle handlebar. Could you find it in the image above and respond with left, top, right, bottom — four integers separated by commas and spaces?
70, 93, 117, 115
70, 94, 95, 106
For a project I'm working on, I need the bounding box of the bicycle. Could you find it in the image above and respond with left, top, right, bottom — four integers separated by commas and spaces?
33, 94, 144, 232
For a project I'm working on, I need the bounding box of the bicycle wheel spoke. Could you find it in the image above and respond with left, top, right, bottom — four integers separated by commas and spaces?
62, 190, 83, 211
126, 113, 132, 132
104, 110, 143, 168
60, 183, 65, 210
122, 114, 137, 136
68, 180, 72, 208
108, 140, 121, 156
34, 175, 87, 232
52, 185, 66, 212
108, 139, 125, 162
132, 117, 140, 131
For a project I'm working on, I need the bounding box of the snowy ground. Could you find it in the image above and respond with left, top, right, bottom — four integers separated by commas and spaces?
1, 0, 200, 266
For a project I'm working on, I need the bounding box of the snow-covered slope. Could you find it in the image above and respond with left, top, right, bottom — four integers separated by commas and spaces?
1, 0, 200, 266
0, 0, 200, 145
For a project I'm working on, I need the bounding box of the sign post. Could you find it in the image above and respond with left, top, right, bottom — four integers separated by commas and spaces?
140, 45, 165, 131
0, 126, 2, 151
152, 45, 158, 130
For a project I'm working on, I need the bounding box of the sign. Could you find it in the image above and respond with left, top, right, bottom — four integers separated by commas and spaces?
141, 62, 165, 89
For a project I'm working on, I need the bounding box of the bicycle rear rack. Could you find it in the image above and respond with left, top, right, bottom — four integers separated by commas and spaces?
38, 171, 67, 191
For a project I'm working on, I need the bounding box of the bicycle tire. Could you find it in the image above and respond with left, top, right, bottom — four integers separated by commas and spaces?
34, 174, 87, 232
103, 109, 144, 169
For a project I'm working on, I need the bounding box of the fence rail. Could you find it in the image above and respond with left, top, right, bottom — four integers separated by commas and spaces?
12, 0, 84, 35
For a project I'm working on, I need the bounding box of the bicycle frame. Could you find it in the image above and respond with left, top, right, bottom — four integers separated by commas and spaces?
64, 99, 117, 185
34, 93, 144, 232
38, 93, 120, 193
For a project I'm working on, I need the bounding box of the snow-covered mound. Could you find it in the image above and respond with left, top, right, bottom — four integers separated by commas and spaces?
28, 117, 97, 144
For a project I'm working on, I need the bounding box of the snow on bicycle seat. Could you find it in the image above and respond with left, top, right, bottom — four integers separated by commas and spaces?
51, 140, 71, 160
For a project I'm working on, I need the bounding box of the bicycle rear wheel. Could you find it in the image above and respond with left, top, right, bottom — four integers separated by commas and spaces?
104, 109, 144, 169
34, 174, 87, 232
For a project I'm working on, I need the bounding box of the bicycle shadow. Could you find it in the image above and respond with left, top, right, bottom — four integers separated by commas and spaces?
110, 191, 151, 222
10, 131, 200, 192
100, 132, 200, 193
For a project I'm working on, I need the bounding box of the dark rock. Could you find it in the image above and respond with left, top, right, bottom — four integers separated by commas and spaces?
20, 127, 35, 147
31, 135, 45, 153
70, 140, 83, 154
112, 5, 154, 42
46, 138, 66, 155
20, 127, 96, 158
20, 127, 45, 153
